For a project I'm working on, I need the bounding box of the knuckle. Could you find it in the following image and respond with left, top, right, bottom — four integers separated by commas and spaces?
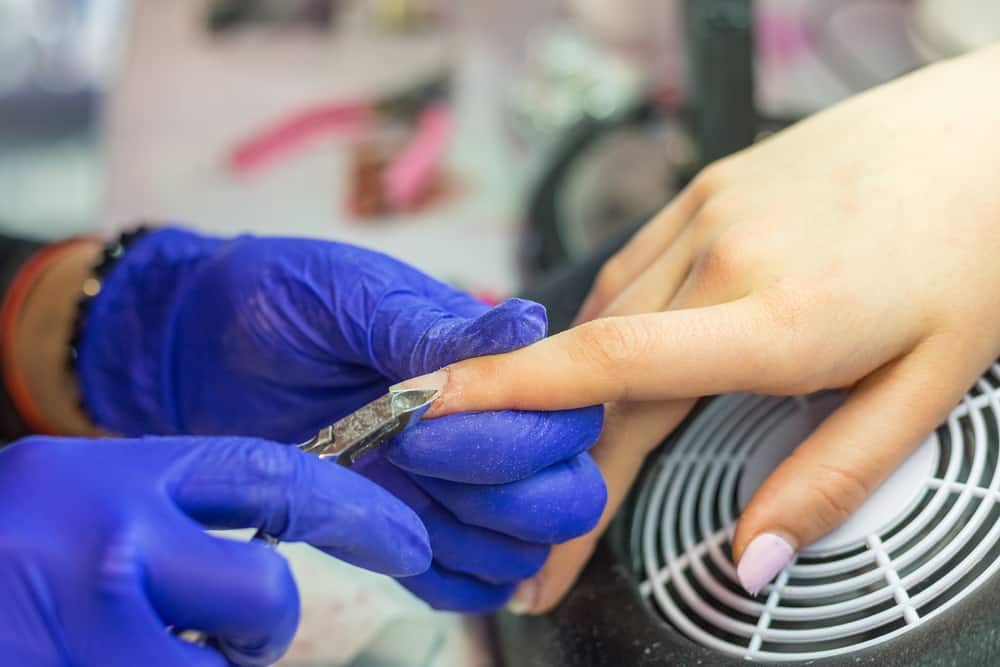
764, 283, 809, 330
691, 229, 750, 283
688, 159, 733, 200
570, 318, 651, 384
758, 282, 812, 338
690, 194, 737, 235
807, 461, 872, 533
751, 284, 825, 393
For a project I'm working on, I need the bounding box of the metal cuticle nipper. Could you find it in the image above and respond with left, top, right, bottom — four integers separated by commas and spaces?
252, 387, 439, 544
178, 387, 438, 646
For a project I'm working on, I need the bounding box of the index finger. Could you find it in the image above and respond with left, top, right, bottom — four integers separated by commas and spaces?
402, 296, 776, 416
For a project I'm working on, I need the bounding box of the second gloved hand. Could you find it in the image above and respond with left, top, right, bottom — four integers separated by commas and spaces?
0, 435, 429, 667
76, 229, 607, 611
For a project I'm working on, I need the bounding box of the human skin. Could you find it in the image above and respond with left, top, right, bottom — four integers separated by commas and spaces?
10, 229, 608, 615
400, 42, 1000, 612
10, 240, 102, 435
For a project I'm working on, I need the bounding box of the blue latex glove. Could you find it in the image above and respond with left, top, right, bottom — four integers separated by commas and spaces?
77, 228, 606, 611
0, 434, 430, 667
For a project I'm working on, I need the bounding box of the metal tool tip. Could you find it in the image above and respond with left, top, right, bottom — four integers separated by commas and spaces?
389, 388, 440, 413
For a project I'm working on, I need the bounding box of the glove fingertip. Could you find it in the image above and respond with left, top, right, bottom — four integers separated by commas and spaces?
454, 298, 548, 358
362, 497, 433, 577
394, 508, 434, 576
414, 298, 548, 374
571, 404, 606, 445
489, 298, 548, 343
551, 453, 607, 539
399, 567, 517, 613
389, 405, 605, 485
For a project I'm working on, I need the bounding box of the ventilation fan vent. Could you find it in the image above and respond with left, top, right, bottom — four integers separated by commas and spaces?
632, 363, 1000, 662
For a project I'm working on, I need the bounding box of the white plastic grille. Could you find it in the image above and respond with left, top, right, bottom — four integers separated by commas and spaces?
632, 363, 1000, 662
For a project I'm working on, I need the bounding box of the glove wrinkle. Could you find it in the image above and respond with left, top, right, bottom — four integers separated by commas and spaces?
75, 229, 605, 614
0, 434, 431, 664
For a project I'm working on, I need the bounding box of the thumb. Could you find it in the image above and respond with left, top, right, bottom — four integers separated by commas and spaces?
732, 345, 978, 596
370, 297, 547, 381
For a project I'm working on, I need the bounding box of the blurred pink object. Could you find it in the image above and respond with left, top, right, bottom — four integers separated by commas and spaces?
471, 289, 505, 306
756, 11, 815, 65
228, 102, 372, 174
384, 103, 452, 211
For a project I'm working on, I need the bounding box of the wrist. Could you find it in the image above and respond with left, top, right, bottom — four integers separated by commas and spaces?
1, 240, 102, 436
76, 227, 224, 435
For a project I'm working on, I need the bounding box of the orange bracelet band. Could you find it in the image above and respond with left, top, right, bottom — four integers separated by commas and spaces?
0, 239, 93, 435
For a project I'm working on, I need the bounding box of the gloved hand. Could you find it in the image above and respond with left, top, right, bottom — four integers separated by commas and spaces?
0, 434, 430, 667
76, 229, 606, 611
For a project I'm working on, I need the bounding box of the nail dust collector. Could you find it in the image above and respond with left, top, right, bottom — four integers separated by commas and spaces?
497, 362, 1000, 666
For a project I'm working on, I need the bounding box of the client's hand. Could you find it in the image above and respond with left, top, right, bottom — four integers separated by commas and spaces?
398, 43, 1000, 610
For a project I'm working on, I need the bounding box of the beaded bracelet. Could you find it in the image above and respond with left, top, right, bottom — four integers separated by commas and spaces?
67, 226, 149, 374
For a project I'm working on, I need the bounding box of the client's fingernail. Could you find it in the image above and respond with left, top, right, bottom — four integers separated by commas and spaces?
737, 533, 795, 596
506, 579, 539, 615
391, 369, 448, 394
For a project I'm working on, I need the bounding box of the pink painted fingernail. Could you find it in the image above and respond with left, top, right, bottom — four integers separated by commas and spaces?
737, 533, 795, 596
507, 578, 539, 615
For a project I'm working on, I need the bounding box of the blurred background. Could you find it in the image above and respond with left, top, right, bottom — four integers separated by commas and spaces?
0, 1, 997, 665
